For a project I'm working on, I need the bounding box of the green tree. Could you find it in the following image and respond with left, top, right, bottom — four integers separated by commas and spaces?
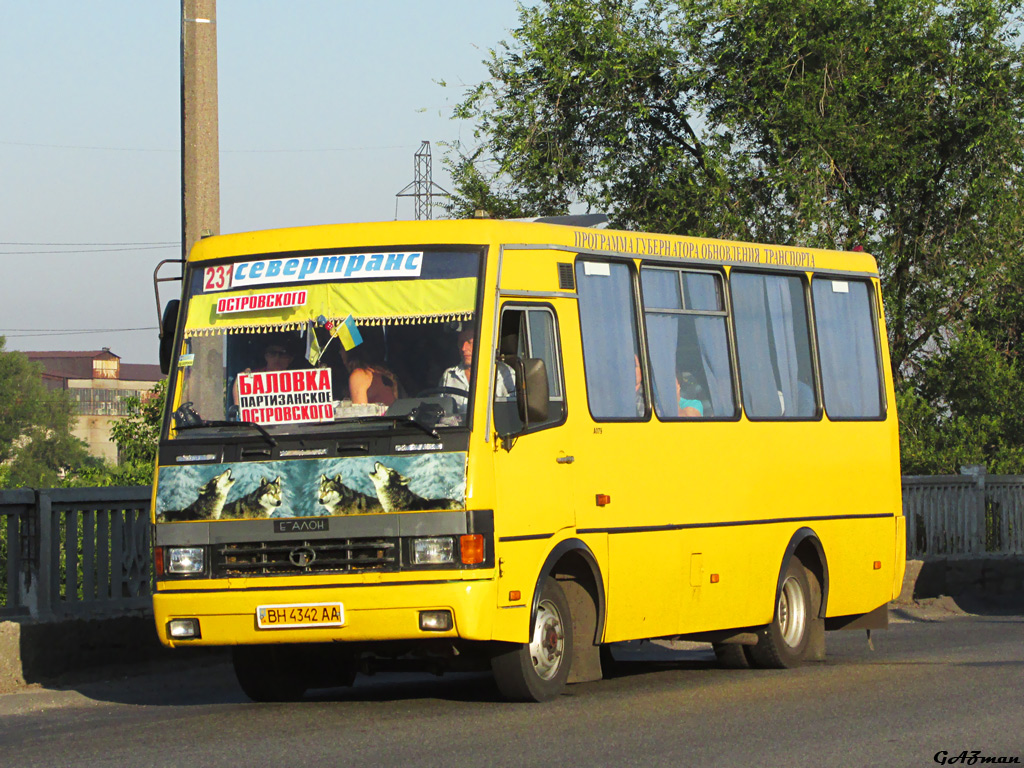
682, 0, 1024, 383
899, 327, 1024, 474
450, 0, 1024, 472
0, 337, 97, 488
108, 379, 165, 485
450, 0, 719, 230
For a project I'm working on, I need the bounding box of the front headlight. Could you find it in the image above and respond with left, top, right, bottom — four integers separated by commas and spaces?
167, 546, 205, 574
410, 537, 455, 565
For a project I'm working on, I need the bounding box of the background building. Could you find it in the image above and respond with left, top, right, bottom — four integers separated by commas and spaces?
27, 349, 163, 463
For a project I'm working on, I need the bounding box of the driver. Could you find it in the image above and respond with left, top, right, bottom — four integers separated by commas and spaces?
232, 335, 298, 406
439, 327, 515, 415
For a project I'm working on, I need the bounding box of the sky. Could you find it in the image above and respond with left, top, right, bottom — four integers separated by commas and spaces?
0, 1, 524, 365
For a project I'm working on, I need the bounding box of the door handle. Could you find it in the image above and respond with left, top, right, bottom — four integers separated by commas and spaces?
556, 455, 575, 464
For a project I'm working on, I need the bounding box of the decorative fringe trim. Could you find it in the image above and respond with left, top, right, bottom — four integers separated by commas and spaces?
183, 311, 474, 337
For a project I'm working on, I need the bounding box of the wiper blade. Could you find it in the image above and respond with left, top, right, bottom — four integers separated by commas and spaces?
173, 403, 277, 446
195, 420, 278, 447
402, 414, 440, 440
352, 415, 440, 440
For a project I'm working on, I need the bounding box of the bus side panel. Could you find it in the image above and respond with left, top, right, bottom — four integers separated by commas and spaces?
603, 529, 683, 642
876, 277, 907, 601
573, 417, 901, 640
806, 421, 903, 616
676, 526, 785, 634
814, 517, 897, 617
489, 538, 560, 645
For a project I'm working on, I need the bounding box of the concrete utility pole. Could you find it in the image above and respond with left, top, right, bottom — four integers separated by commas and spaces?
180, 0, 221, 418
181, 0, 220, 261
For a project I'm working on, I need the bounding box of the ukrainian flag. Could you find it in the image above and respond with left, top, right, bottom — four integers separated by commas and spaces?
336, 314, 363, 351
305, 320, 324, 365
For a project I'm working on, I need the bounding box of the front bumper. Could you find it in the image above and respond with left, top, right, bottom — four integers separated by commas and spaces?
154, 575, 498, 648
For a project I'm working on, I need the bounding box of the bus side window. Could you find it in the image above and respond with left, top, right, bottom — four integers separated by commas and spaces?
811, 278, 883, 419
576, 260, 644, 420
640, 267, 736, 420
731, 272, 816, 420
493, 306, 566, 434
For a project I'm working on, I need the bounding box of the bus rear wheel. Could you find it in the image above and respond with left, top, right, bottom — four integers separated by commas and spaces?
748, 559, 812, 669
491, 576, 573, 702
713, 642, 754, 669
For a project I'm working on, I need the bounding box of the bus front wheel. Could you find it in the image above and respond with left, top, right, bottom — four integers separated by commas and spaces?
748, 559, 812, 669
491, 576, 573, 702
232, 645, 307, 702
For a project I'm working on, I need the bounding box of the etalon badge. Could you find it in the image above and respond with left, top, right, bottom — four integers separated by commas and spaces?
289, 546, 316, 568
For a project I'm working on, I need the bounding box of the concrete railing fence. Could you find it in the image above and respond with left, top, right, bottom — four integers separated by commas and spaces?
1, 487, 151, 620
902, 472, 1024, 557
983, 477, 1024, 553
0, 489, 33, 619
2, 477, 1022, 621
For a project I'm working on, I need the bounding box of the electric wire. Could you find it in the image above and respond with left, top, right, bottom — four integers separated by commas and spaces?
2, 139, 409, 154
1, 328, 158, 338
0, 245, 178, 255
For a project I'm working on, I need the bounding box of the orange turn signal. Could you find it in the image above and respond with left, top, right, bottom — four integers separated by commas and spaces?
460, 534, 485, 565
596, 494, 611, 507
710, 573, 720, 584
509, 590, 521, 601
873, 560, 882, 570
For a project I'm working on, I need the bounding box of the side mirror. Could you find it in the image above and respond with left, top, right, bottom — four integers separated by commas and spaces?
518, 358, 550, 425
495, 356, 549, 440
159, 299, 180, 375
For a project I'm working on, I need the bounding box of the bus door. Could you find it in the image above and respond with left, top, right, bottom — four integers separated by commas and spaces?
490, 303, 574, 615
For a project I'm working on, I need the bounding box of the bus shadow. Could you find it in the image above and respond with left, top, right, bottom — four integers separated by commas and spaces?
38, 641, 721, 708
314, 643, 720, 703
600, 641, 718, 681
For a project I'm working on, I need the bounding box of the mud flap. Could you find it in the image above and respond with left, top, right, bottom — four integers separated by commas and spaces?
560, 577, 602, 683
805, 564, 826, 661
825, 603, 889, 631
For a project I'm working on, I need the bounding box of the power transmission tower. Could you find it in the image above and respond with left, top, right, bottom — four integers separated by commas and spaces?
395, 141, 450, 220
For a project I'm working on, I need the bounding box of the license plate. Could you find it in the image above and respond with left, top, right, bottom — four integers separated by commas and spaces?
256, 602, 344, 629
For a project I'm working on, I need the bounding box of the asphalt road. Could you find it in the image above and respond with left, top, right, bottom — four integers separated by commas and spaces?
0, 608, 1021, 768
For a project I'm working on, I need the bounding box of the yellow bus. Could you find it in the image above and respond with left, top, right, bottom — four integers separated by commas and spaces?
152, 218, 904, 702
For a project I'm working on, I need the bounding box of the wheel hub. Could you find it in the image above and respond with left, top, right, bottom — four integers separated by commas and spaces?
778, 575, 807, 648
529, 599, 564, 680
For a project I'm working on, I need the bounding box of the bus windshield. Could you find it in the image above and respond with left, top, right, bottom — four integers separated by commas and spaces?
167, 248, 482, 437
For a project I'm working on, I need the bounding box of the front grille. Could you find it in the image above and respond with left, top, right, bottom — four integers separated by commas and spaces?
213, 537, 399, 577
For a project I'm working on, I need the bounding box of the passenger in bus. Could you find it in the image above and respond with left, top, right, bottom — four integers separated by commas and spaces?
634, 354, 646, 416
342, 346, 401, 407
440, 327, 514, 411
676, 371, 704, 418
